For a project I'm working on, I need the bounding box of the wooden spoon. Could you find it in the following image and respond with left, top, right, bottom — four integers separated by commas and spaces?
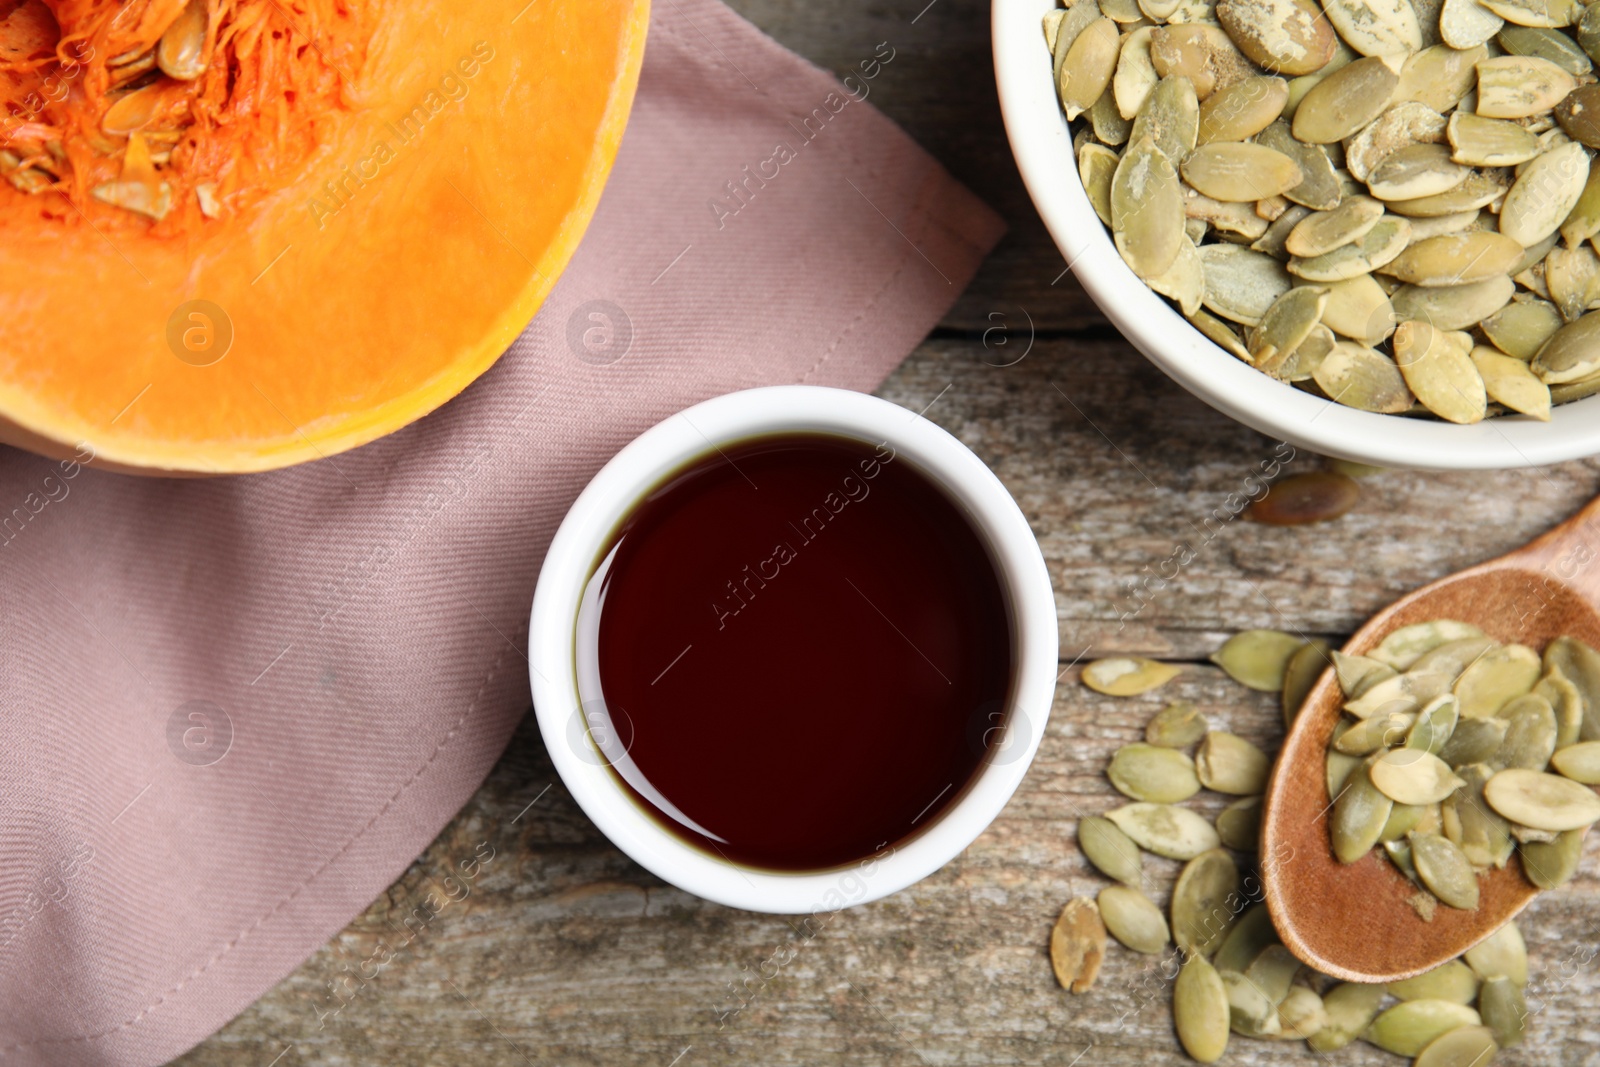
1261, 494, 1600, 983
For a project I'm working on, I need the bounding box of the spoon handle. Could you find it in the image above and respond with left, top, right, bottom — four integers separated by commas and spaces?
1508, 493, 1600, 607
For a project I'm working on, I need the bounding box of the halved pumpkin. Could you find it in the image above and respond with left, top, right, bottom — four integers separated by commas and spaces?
0, 0, 649, 472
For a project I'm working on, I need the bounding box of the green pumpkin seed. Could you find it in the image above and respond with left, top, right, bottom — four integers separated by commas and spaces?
1174, 955, 1231, 1063
1312, 338, 1415, 410
1455, 644, 1541, 718
1042, 8, 1067, 53
1079, 814, 1145, 885
1345, 102, 1450, 184
1319, 273, 1397, 345
1147, 700, 1209, 747
1555, 82, 1600, 149
1481, 296, 1564, 359
1213, 902, 1278, 972
1408, 694, 1462, 754
1472, 345, 1552, 419
1242, 943, 1301, 1004
1090, 88, 1133, 146
1210, 629, 1306, 690
1098, 884, 1172, 953
1414, 1024, 1501, 1067
1196, 76, 1290, 143
1172, 848, 1242, 955
1285, 195, 1385, 258
1276, 985, 1327, 1039
1078, 142, 1120, 226
1059, 17, 1121, 120
1150, 23, 1261, 100
1336, 710, 1418, 753
1390, 320, 1488, 423
1329, 744, 1364, 798
1197, 731, 1272, 793
1200, 244, 1295, 324
1500, 142, 1592, 247
1495, 693, 1558, 770
1411, 830, 1481, 908
1444, 762, 1515, 867
1536, 310, 1600, 383
1372, 748, 1468, 803
1083, 656, 1184, 695
1536, 670, 1584, 747
1386, 168, 1510, 217
1107, 801, 1224, 858
1308, 982, 1387, 1052
1114, 28, 1161, 121
1544, 636, 1600, 740
1185, 188, 1273, 239
1346, 669, 1454, 719
1388, 959, 1482, 1003
1368, 144, 1473, 201
1221, 968, 1282, 1036
1464, 919, 1528, 984
1365, 999, 1482, 1055
1410, 635, 1497, 678
1546, 244, 1600, 324
1440, 717, 1508, 767
1216, 0, 1339, 76
1050, 896, 1107, 993
1476, 55, 1578, 118
1550, 738, 1600, 782
1293, 55, 1404, 144
1283, 638, 1332, 725
1441, 0, 1506, 49
1253, 202, 1315, 258
1147, 235, 1207, 316
1478, 975, 1526, 1047
1386, 835, 1423, 878
1391, 275, 1515, 329
1131, 75, 1202, 164
1381, 799, 1430, 841
1498, 24, 1592, 73
1520, 824, 1585, 887
1188, 307, 1255, 361
1112, 138, 1188, 282
1480, 0, 1581, 27
1448, 111, 1544, 166
1290, 216, 1413, 281
1561, 166, 1600, 247
1109, 742, 1204, 802
1332, 760, 1395, 861
1580, 0, 1600, 60
1320, 0, 1424, 57
1398, 43, 1488, 111
1182, 142, 1305, 201
1216, 795, 1262, 849
1255, 120, 1344, 210
1484, 766, 1600, 829
1251, 287, 1331, 371
1335, 649, 1397, 691
1383, 231, 1525, 287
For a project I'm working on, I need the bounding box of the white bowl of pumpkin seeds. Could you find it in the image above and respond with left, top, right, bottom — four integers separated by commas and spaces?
995, 0, 1600, 468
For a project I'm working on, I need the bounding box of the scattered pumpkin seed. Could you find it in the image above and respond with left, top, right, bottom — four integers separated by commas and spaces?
1345, 669, 1453, 719
1411, 830, 1483, 907
1520, 824, 1585, 887
1215, 794, 1263, 849
1199, 244, 1295, 324
1496, 693, 1559, 769
1484, 766, 1600, 829
1050, 897, 1108, 993
1408, 694, 1462, 754
1464, 919, 1528, 984
1172, 848, 1243, 955
1079, 814, 1145, 885
1146, 699, 1210, 747
1413, 1024, 1501, 1067
1276, 985, 1328, 1039
1536, 669, 1584, 747
1109, 742, 1204, 802
1384, 231, 1526, 286
1500, 141, 1592, 246
1285, 195, 1385, 258
1149, 23, 1258, 99
1098, 884, 1172, 953
1221, 968, 1284, 1036
1555, 82, 1600, 148
1247, 470, 1361, 524
1256, 120, 1344, 209
1440, 717, 1509, 766
1289, 215, 1413, 281
1388, 959, 1482, 1003
1549, 738, 1600, 782
1345, 102, 1450, 183
1372, 748, 1469, 803
1106, 801, 1225, 858
1442, 0, 1507, 48
1131, 75, 1202, 164
1213, 903, 1278, 972
1210, 629, 1306, 690
1174, 954, 1231, 1062
1390, 275, 1515, 329
1481, 295, 1564, 358
1083, 656, 1184, 695
1478, 975, 1527, 1047
1283, 638, 1332, 725
1308, 981, 1387, 1051
1196, 75, 1290, 143
1455, 643, 1542, 718
1368, 144, 1473, 201
1366, 999, 1483, 1055
1197, 730, 1272, 793
1498, 23, 1593, 73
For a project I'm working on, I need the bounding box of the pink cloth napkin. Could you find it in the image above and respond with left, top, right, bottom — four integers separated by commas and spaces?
0, 3, 1002, 1065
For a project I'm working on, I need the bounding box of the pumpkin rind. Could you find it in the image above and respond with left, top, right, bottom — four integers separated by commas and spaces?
0, 0, 650, 472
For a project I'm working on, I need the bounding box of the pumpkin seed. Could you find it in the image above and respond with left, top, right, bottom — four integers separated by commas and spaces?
1140, 0, 1184, 17
1476, 55, 1579, 118
157, 0, 207, 81
1242, 942, 1301, 1004
91, 179, 173, 222
1372, 748, 1468, 803
1148, 702, 1209, 749
1478, 976, 1526, 1048
1213, 903, 1278, 972
1388, 959, 1482, 1003
1550, 738, 1600, 782
1337, 710, 1418, 753
1321, 0, 1425, 57
1083, 655, 1184, 695
1131, 76, 1202, 164
1544, 644, 1600, 740
1387, 836, 1424, 878
1332, 759, 1396, 861
1383, 231, 1525, 287
1283, 638, 1332, 725
1316, 274, 1397, 344
1335, 649, 1395, 692
1480, 0, 1581, 27
1532, 310, 1600, 383
1089, 89, 1133, 146
1079, 142, 1120, 226
1042, 8, 1067, 52
1546, 245, 1600, 324
1056, 0, 1111, 97
1484, 766, 1600, 829
1276, 985, 1327, 1039
1537, 670, 1585, 747
1391, 275, 1515, 328
1215, 0, 1339, 75
1197, 731, 1272, 793
1115, 27, 1161, 121
1216, 794, 1263, 848
194, 182, 222, 220
1290, 216, 1412, 281
1498, 24, 1593, 74
1496, 693, 1558, 769
1050, 897, 1108, 993
1273, 321, 1338, 379
1079, 814, 1145, 885
1186, 188, 1274, 238
1199, 244, 1294, 324
1344, 102, 1450, 183
1147, 234, 1208, 316
1253, 202, 1314, 258
1581, 0, 1600, 60
1520, 824, 1585, 887
1110, 742, 1204, 802
1060, 18, 1121, 120
1174, 955, 1231, 1062
1286, 196, 1385, 258
1365, 999, 1482, 1055
1197, 76, 1290, 143
1455, 644, 1542, 717
1393, 319, 1490, 423
1107, 801, 1225, 858
1368, 143, 1471, 202
1470, 346, 1551, 419
1293, 56, 1405, 144
1188, 306, 1255, 360
1481, 295, 1564, 358
1441, 718, 1510, 767
1408, 694, 1462, 754
1398, 43, 1490, 111
1442, 0, 1506, 48
1549, 376, 1600, 403
1444, 762, 1516, 867
1382, 799, 1430, 841
1464, 919, 1528, 984
1413, 1025, 1501, 1067
1221, 968, 1283, 1036
1389, 168, 1511, 218
1150, 23, 1259, 99
1500, 142, 1592, 246
1556, 83, 1600, 149
1329, 746, 1364, 797
1256, 120, 1344, 209
1183, 142, 1305, 201
1410, 634, 1498, 677
1098, 884, 1172, 953
1561, 167, 1600, 248
1209, 629, 1305, 690
1313, 341, 1416, 409
1308, 982, 1387, 1052
1406, 209, 1484, 241
1346, 669, 1454, 718
1172, 848, 1242, 955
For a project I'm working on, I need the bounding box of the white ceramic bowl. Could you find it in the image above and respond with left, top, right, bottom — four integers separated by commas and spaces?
993, 0, 1600, 470
529, 386, 1057, 913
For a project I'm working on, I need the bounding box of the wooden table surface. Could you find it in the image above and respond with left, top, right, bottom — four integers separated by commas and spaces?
180, 2, 1600, 1064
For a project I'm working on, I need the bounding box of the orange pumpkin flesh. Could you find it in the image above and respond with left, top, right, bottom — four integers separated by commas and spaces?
0, 0, 649, 472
